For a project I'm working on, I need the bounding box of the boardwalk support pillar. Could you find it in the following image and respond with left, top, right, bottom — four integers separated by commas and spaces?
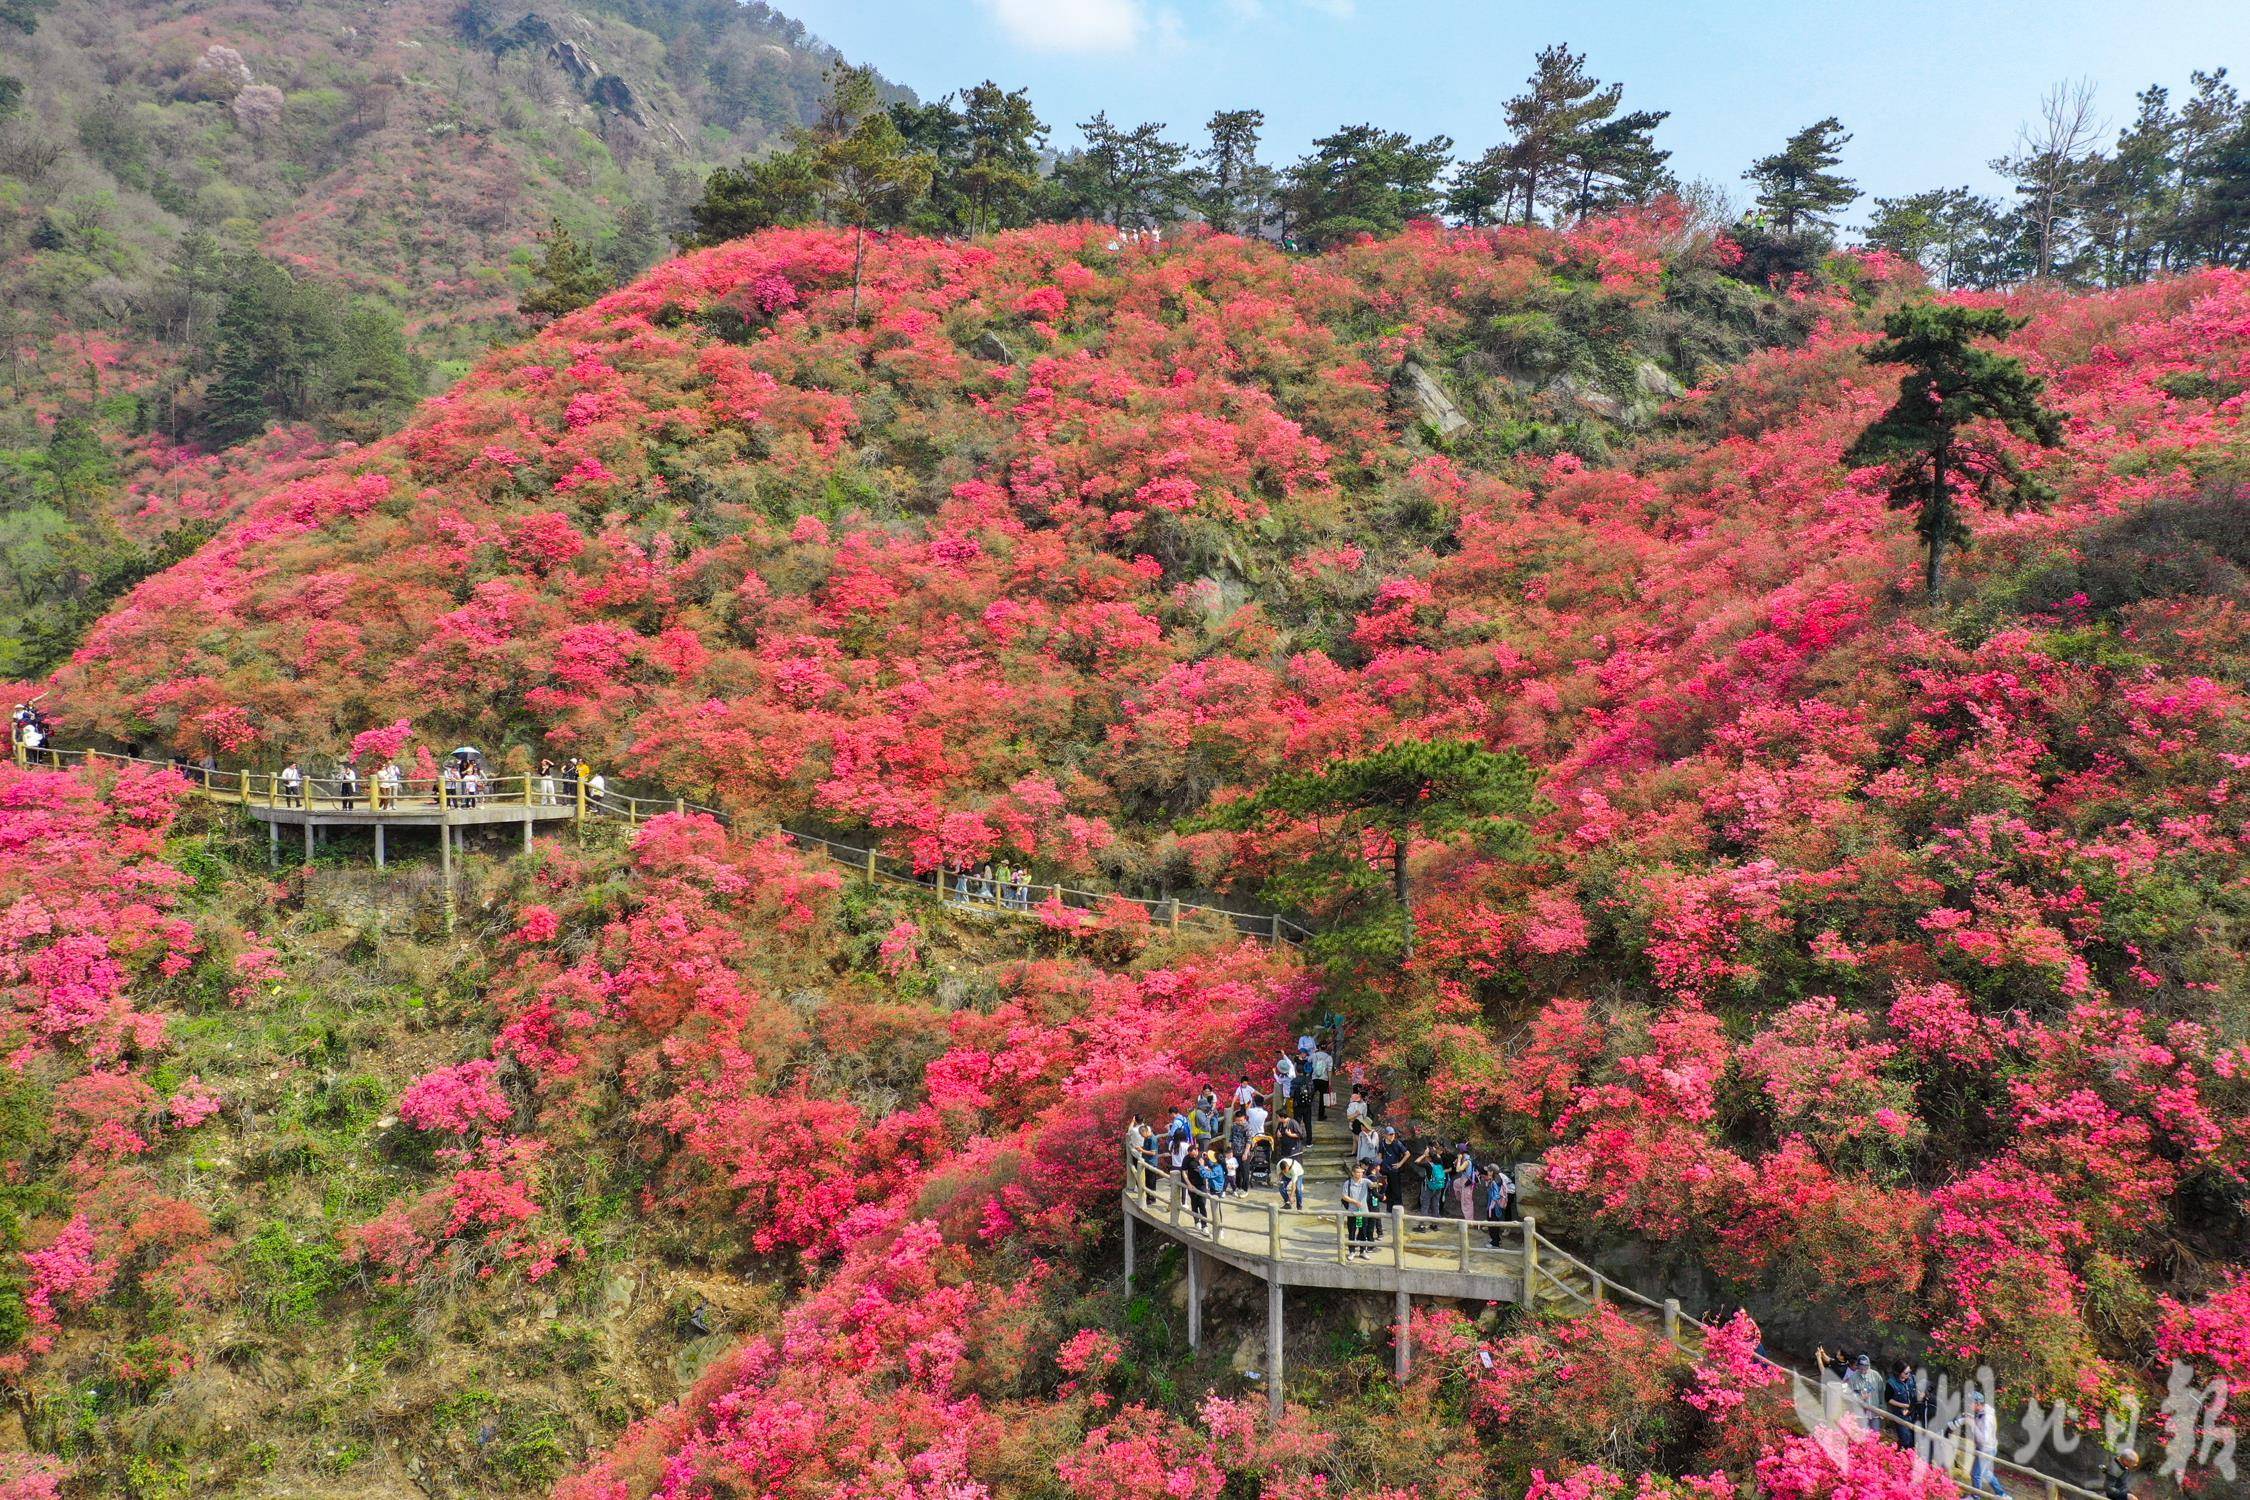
1186, 1246, 1203, 1351
1394, 1287, 1411, 1381
374, 824, 386, 870
523, 817, 533, 855
302, 820, 314, 866
268, 820, 279, 868
1123, 1207, 1136, 1290
1266, 1274, 1285, 1419
438, 822, 454, 933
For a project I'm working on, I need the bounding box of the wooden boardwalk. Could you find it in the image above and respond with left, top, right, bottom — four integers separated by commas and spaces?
1127, 1138, 2105, 1499
17, 744, 1311, 945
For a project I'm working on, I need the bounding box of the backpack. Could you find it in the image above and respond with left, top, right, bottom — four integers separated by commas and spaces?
1427, 1163, 1448, 1192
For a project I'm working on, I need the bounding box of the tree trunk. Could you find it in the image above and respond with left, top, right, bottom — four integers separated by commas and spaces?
851, 224, 866, 322
1394, 832, 1413, 960
1925, 442, 1950, 604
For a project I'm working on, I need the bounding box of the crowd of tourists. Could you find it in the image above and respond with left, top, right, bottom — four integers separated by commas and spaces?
1125, 1029, 1522, 1258
252, 749, 606, 811
949, 863, 1034, 909
1813, 1348, 2143, 1499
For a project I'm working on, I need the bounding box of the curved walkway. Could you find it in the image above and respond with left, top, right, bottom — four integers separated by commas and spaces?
13, 744, 1312, 945
1132, 1128, 2104, 1500
16, 742, 2111, 1497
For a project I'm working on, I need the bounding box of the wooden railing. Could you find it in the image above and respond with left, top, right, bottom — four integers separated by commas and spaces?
13, 743, 1314, 947
1129, 1164, 1533, 1277
1123, 1144, 2103, 1500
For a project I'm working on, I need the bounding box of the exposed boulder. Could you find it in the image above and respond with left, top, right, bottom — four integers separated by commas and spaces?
589, 72, 650, 126
1397, 359, 1468, 437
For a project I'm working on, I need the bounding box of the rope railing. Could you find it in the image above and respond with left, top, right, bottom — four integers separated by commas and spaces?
14, 743, 1313, 948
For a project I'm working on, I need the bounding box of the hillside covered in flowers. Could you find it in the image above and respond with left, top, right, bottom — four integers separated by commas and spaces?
10, 216, 2250, 1495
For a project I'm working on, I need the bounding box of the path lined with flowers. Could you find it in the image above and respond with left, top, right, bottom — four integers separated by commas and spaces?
15, 743, 1313, 947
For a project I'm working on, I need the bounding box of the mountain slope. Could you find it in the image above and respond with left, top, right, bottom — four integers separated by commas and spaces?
13, 223, 2250, 1497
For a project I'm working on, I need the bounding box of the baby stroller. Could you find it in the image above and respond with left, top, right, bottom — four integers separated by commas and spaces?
1243, 1134, 1276, 1189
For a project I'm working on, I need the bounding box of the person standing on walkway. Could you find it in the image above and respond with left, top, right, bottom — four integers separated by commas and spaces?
280, 760, 303, 807
1415, 1140, 1446, 1218
1275, 1111, 1303, 1164
1345, 1086, 1370, 1138
1484, 1166, 1516, 1246
1342, 1164, 1376, 1258
1308, 1040, 1333, 1126
1379, 1127, 1409, 1217
1884, 1360, 1919, 1449
1352, 1117, 1380, 1173
338, 763, 359, 811
538, 757, 557, 805
377, 761, 402, 809
1965, 1390, 2002, 1497
1272, 1049, 1296, 1106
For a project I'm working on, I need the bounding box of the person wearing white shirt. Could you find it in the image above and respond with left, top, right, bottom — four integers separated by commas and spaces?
1272, 1052, 1296, 1102
1244, 1102, 1269, 1139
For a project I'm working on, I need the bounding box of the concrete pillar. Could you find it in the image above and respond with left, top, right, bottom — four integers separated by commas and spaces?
439, 820, 451, 886
1521, 1216, 1540, 1308
523, 816, 533, 855
268, 819, 279, 868
1394, 1287, 1411, 1381
1186, 1247, 1202, 1351
374, 823, 386, 870
1266, 1275, 1285, 1418
1123, 1209, 1136, 1290
303, 820, 314, 866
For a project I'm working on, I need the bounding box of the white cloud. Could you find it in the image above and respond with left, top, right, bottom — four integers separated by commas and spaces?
979, 0, 1147, 53
1222, 0, 1354, 19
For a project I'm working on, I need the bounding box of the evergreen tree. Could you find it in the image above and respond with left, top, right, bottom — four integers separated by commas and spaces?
1188, 738, 1538, 961
199, 255, 420, 446
519, 218, 611, 325
601, 200, 667, 282
1198, 108, 1274, 235
1864, 188, 2007, 288
0, 76, 22, 122
43, 406, 110, 515
1845, 303, 2064, 603
1565, 109, 1674, 219
1051, 113, 1194, 233
683, 151, 824, 247
2176, 70, 2249, 268
955, 81, 1047, 234
683, 63, 931, 258
1445, 147, 1512, 228
1496, 44, 1624, 223
1281, 124, 1454, 249
1745, 117, 1858, 234
2080, 86, 2180, 284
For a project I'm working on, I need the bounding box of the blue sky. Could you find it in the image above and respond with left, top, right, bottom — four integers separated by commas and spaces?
782, 0, 2250, 223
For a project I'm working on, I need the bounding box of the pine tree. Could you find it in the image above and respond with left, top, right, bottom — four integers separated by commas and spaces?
1188, 738, 1538, 961
1845, 303, 2064, 603
1281, 124, 1454, 249
1566, 109, 1673, 219
1497, 44, 1623, 223
1198, 108, 1273, 235
519, 218, 611, 326
1745, 117, 1858, 234
956, 81, 1046, 234
1052, 113, 1194, 234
